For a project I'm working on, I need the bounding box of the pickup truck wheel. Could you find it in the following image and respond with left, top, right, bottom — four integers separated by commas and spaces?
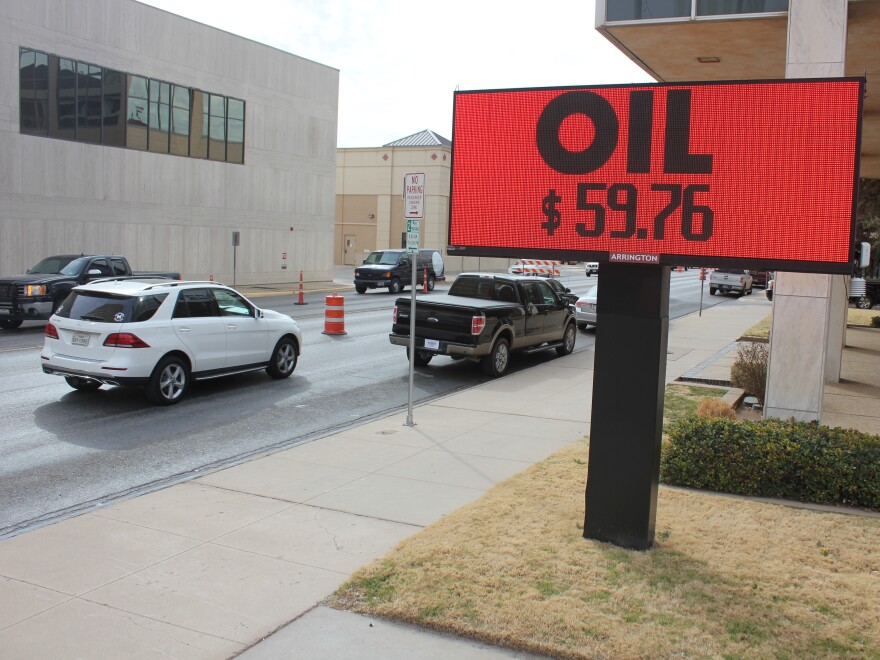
709, 287, 717, 296
427, 275, 436, 292
266, 336, 298, 379
355, 284, 367, 294
147, 356, 189, 405
0, 319, 24, 330
857, 293, 875, 310
481, 338, 510, 377
388, 279, 402, 294
65, 376, 102, 391
556, 323, 576, 356
407, 348, 433, 366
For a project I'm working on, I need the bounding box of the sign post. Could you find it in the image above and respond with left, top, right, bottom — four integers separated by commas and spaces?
232, 231, 240, 287
404, 173, 425, 427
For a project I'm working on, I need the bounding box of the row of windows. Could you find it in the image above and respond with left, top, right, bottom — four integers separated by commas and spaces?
19, 47, 245, 164
606, 0, 788, 22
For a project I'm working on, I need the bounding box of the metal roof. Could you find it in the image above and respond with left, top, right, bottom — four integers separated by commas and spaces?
383, 130, 451, 148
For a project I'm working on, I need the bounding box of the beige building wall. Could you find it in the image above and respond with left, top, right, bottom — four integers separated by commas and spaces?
336, 145, 511, 274
0, 0, 338, 285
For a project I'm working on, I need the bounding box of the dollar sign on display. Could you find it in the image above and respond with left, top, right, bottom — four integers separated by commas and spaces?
541, 189, 562, 236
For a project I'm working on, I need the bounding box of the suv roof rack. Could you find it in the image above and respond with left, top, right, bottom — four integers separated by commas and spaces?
89, 275, 175, 285
140, 280, 227, 291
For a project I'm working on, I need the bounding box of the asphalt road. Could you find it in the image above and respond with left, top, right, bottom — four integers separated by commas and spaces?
0, 268, 734, 538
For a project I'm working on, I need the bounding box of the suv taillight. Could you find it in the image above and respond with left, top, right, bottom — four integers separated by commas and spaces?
45, 322, 59, 339
392, 306, 397, 324
104, 333, 150, 348
471, 314, 486, 335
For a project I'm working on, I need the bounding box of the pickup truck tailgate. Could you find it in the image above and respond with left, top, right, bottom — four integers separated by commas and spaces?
393, 296, 483, 344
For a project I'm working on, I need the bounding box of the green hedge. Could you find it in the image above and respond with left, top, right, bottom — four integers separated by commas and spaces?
661, 417, 880, 510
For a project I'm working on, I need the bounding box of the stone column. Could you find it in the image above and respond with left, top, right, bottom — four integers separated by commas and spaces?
765, 0, 848, 421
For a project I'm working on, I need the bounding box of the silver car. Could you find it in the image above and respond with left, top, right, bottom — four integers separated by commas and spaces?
575, 285, 598, 330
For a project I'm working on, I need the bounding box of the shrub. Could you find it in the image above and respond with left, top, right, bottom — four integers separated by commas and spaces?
661, 416, 880, 510
695, 398, 735, 420
729, 342, 768, 404
871, 315, 880, 328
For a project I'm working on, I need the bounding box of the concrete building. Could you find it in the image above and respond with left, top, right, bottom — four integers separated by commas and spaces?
1, 0, 339, 285
336, 130, 511, 274
594, 0, 878, 421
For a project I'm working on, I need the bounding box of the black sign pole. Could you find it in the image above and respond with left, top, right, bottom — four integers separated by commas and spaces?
584, 262, 670, 550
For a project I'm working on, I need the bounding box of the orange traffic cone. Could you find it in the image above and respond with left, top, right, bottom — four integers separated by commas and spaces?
294, 270, 307, 305
322, 293, 346, 335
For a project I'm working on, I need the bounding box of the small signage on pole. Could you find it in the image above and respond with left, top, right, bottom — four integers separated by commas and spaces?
404, 172, 425, 219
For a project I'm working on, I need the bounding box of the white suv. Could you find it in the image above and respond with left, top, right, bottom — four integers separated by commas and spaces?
41, 279, 302, 405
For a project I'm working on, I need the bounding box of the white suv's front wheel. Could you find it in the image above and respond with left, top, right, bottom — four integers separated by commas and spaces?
147, 355, 190, 405
266, 337, 298, 379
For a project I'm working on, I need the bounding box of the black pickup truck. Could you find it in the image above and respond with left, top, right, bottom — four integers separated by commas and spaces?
0, 255, 180, 329
389, 273, 577, 377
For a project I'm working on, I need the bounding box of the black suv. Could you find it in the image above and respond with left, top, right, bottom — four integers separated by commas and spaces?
354, 249, 444, 294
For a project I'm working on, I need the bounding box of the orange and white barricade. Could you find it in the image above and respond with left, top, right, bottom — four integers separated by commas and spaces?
511, 259, 562, 277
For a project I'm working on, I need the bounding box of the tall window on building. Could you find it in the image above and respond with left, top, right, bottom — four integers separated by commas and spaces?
170, 85, 190, 156
227, 98, 244, 164
148, 80, 170, 153
208, 94, 226, 162
77, 62, 102, 144
189, 90, 208, 158
102, 69, 125, 147
51, 57, 77, 140
126, 75, 148, 150
19, 48, 49, 136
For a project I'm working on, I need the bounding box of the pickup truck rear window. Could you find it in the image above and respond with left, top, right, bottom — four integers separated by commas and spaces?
449, 277, 518, 302
56, 291, 168, 323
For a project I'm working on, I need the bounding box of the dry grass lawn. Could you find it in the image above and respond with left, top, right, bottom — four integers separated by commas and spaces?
742, 309, 880, 342
330, 439, 880, 658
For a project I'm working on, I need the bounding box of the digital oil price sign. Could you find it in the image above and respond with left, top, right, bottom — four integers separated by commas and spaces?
448, 79, 864, 273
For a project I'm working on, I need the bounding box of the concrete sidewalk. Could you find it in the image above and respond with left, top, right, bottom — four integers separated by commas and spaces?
1, 293, 878, 659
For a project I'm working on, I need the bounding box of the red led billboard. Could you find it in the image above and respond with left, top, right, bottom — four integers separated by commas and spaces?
448, 79, 864, 273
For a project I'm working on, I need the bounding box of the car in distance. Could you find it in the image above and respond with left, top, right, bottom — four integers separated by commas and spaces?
353, 249, 444, 294
709, 268, 753, 297
544, 278, 579, 308
585, 262, 599, 276
750, 270, 773, 288
575, 285, 598, 330
41, 279, 302, 405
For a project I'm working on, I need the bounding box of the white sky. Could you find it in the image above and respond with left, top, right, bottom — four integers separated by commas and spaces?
139, 0, 654, 148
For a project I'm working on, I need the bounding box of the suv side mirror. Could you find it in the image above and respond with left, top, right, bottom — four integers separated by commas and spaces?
400, 257, 409, 266
88, 269, 102, 276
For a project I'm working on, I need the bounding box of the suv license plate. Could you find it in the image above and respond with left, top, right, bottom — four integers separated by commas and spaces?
424, 339, 440, 350
72, 333, 90, 347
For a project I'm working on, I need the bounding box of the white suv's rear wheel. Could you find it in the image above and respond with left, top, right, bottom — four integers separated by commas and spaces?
147, 356, 189, 405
